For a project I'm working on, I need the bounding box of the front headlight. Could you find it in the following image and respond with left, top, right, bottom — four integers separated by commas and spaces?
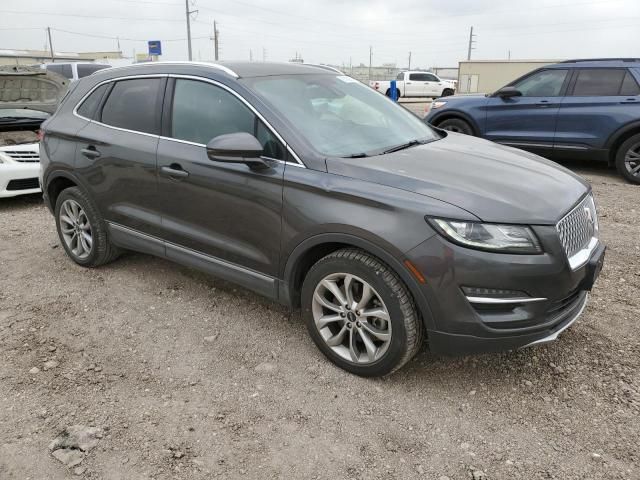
428, 218, 543, 254
431, 101, 447, 109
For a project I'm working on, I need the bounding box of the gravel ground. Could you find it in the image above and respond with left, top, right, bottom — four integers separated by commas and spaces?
0, 161, 638, 480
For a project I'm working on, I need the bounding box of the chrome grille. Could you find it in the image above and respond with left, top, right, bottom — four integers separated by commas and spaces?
556, 195, 598, 259
1, 150, 40, 163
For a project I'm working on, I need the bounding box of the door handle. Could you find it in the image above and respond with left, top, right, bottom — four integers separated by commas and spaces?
406, 82, 412, 84
80, 146, 101, 159
536, 100, 552, 108
160, 164, 189, 178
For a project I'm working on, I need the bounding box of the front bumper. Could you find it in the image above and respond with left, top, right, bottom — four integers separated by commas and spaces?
0, 162, 41, 198
405, 226, 605, 355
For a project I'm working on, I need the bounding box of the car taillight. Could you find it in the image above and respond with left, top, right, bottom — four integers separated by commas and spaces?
37, 129, 45, 141
374, 82, 379, 90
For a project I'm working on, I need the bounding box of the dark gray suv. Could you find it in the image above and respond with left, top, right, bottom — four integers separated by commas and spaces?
39, 62, 605, 376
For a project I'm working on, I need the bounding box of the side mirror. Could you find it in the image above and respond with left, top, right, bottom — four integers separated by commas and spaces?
206, 132, 269, 169
495, 86, 522, 98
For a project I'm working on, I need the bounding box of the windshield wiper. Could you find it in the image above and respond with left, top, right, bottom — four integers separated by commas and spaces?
342, 153, 369, 158
382, 139, 424, 155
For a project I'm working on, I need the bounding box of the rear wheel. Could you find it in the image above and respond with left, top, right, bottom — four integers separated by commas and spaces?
438, 118, 473, 135
385, 88, 401, 99
615, 133, 640, 184
301, 248, 423, 377
441, 88, 454, 97
55, 187, 121, 267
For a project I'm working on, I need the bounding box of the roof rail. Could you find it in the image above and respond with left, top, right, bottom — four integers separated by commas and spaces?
107, 61, 238, 78
560, 58, 640, 63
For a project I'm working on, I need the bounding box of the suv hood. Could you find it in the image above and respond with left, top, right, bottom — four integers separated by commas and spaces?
326, 133, 589, 225
0, 65, 68, 114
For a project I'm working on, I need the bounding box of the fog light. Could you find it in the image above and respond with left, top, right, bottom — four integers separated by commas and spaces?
462, 287, 527, 298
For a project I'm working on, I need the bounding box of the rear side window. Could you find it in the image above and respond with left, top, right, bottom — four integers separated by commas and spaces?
76, 83, 109, 119
170, 79, 285, 160
77, 64, 110, 79
572, 69, 626, 96
47, 64, 73, 79
100, 78, 162, 134
409, 73, 426, 81
620, 71, 640, 96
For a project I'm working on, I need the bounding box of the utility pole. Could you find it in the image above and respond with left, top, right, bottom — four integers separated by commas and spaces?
508, 49, 511, 61
212, 20, 219, 61
368, 45, 372, 83
185, 0, 197, 61
408, 51, 412, 70
46, 27, 54, 62
262, 47, 266, 62
467, 26, 476, 61
249, 49, 253, 62
116, 36, 121, 53
349, 56, 352, 75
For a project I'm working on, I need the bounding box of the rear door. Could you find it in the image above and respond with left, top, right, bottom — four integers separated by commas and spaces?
423, 73, 442, 97
406, 73, 427, 97
483, 68, 570, 150
155, 77, 285, 279
555, 68, 640, 152
74, 76, 165, 237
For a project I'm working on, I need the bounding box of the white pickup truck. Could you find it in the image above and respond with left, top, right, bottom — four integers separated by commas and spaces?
370, 71, 456, 98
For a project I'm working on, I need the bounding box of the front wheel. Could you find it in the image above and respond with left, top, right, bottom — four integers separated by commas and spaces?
441, 88, 454, 97
301, 248, 423, 377
615, 133, 640, 184
437, 118, 473, 135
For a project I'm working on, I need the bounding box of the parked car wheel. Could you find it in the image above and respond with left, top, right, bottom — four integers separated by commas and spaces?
55, 187, 121, 267
615, 133, 640, 184
437, 118, 473, 135
301, 248, 423, 377
441, 88, 455, 97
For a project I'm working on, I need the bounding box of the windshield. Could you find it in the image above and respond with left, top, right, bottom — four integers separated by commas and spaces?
0, 109, 49, 120
243, 74, 439, 157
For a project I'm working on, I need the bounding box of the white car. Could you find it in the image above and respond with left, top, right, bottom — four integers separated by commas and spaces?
0, 66, 68, 198
370, 71, 456, 99
40, 62, 111, 82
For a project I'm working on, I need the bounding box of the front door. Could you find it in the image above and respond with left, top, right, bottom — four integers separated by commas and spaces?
483, 68, 570, 150
406, 73, 427, 97
423, 73, 442, 97
156, 77, 285, 277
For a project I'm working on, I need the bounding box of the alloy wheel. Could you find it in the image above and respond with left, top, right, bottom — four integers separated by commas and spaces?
59, 199, 93, 259
624, 141, 640, 178
311, 273, 392, 364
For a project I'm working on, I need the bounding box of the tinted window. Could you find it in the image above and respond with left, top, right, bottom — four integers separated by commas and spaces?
572, 69, 626, 96
409, 73, 427, 81
256, 121, 285, 160
514, 69, 568, 96
47, 64, 73, 79
76, 83, 109, 119
620, 71, 640, 96
101, 78, 162, 134
424, 74, 439, 82
77, 64, 110, 78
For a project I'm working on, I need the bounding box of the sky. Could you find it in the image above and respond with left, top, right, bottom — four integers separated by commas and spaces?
1, 0, 639, 68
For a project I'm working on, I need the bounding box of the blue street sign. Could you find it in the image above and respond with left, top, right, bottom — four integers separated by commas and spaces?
148, 40, 162, 56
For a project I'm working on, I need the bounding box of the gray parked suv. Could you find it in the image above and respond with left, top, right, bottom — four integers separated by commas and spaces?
39, 62, 605, 376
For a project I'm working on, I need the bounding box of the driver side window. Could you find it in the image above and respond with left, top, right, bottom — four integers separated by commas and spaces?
513, 69, 568, 97
170, 79, 285, 160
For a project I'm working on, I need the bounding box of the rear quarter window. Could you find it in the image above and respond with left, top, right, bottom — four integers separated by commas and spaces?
572, 69, 626, 96
76, 83, 109, 120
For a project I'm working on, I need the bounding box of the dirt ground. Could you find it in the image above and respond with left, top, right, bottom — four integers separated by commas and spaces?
0, 161, 638, 480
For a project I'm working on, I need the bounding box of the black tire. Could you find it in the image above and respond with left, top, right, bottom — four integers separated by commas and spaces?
441, 88, 454, 97
301, 248, 423, 377
437, 118, 474, 136
54, 186, 121, 267
615, 133, 640, 184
